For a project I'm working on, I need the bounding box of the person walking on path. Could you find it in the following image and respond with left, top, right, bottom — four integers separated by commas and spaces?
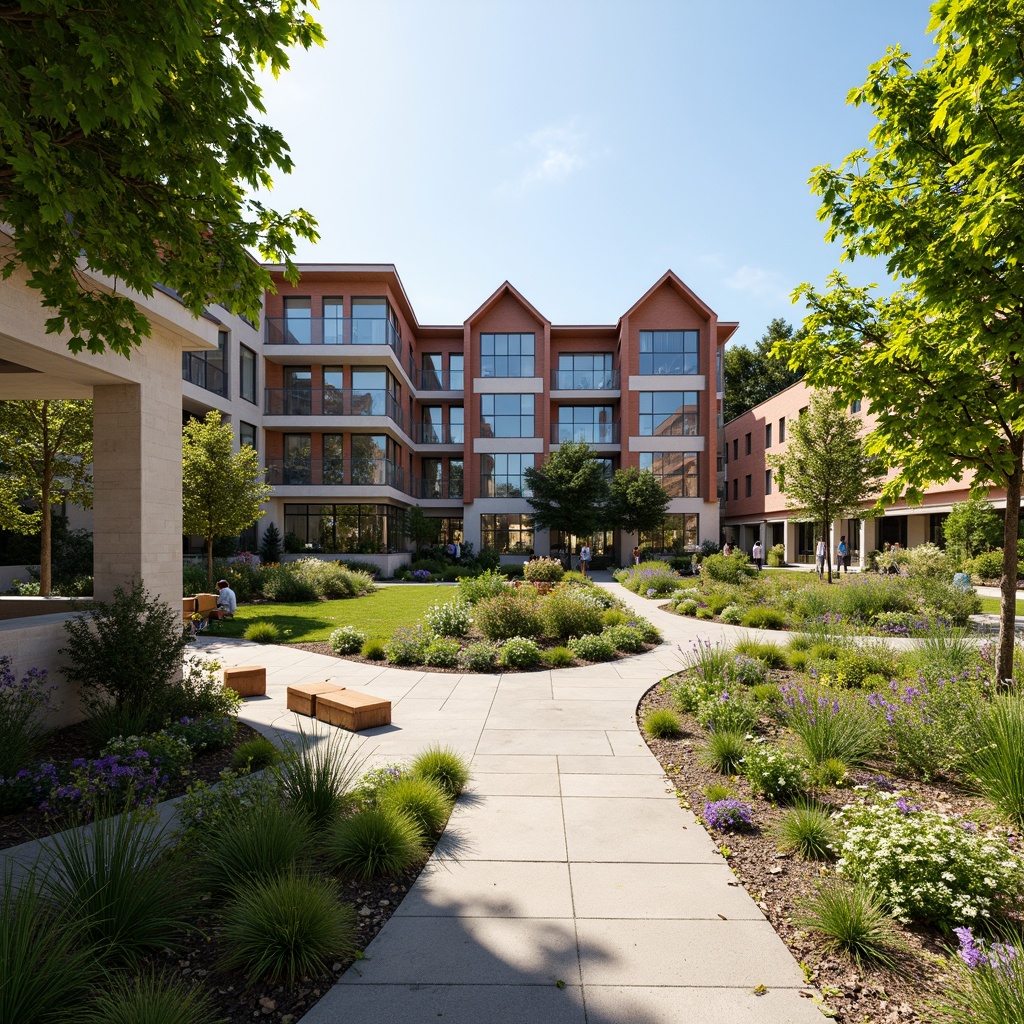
815, 537, 827, 578
632, 545, 641, 565
752, 540, 763, 571
579, 542, 591, 576
837, 535, 848, 574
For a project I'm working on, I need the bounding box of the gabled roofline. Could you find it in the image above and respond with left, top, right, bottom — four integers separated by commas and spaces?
619, 269, 718, 323
465, 280, 551, 327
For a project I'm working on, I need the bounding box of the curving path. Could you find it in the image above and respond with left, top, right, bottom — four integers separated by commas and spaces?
191, 583, 823, 1024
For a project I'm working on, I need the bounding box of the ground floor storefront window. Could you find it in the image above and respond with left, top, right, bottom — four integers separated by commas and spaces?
480, 513, 533, 555
639, 513, 698, 554
283, 503, 404, 553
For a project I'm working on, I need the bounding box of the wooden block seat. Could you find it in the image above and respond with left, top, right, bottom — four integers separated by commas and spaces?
196, 593, 219, 615
287, 681, 345, 717
222, 665, 267, 697
182, 597, 197, 621
315, 688, 391, 732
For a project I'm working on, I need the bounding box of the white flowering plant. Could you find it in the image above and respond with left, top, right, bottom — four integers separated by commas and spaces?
741, 744, 807, 802
834, 791, 1024, 925
423, 599, 472, 638
329, 625, 367, 655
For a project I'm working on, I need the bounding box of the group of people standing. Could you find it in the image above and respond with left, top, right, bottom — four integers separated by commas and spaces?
815, 535, 851, 577
722, 539, 764, 570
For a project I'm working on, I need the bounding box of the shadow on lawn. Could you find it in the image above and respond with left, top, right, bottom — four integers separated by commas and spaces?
206, 611, 334, 642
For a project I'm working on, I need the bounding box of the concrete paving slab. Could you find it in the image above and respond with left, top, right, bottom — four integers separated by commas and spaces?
299, 983, 587, 1024
438, 795, 566, 861
583, 986, 823, 1024
557, 754, 663, 775
338, 916, 581, 985
475, 729, 614, 756
396, 860, 573, 918
558, 773, 675, 798
562, 797, 719, 863
605, 729, 652, 756
569, 862, 765, 920
485, 700, 635, 731
471, 754, 558, 773
465, 773, 561, 796
576, 919, 811, 988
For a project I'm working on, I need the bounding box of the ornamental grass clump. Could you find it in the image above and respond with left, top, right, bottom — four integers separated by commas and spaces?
732, 637, 789, 669
780, 681, 880, 768
703, 798, 752, 831
473, 589, 543, 641
773, 800, 837, 860
966, 691, 1024, 828
230, 735, 281, 774
79, 970, 220, 1024
643, 708, 683, 739
679, 637, 731, 689
378, 776, 452, 838
833, 791, 1024, 925
244, 621, 280, 644
933, 927, 1024, 1024
326, 807, 425, 880
280, 724, 364, 832
423, 598, 472, 637
410, 745, 471, 799
698, 730, 748, 774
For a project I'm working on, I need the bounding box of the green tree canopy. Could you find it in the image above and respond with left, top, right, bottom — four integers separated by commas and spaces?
608, 467, 671, 537
723, 318, 804, 423
768, 391, 885, 582
0, 400, 93, 595
0, 1, 322, 357
523, 441, 610, 555
182, 411, 271, 588
943, 497, 1002, 564
777, 0, 1024, 679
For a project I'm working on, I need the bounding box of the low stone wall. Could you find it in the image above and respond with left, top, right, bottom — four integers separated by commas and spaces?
0, 565, 37, 593
0, 596, 93, 621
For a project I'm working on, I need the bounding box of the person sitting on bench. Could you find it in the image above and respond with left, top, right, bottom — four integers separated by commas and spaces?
210, 579, 237, 620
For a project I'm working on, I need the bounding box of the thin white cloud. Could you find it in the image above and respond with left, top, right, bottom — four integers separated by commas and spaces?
723, 264, 792, 306
497, 123, 592, 194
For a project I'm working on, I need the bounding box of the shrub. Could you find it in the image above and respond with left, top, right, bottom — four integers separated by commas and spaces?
567, 632, 617, 662
967, 691, 1024, 827
741, 744, 806, 802
834, 642, 900, 688
43, 751, 175, 823
259, 564, 317, 602
60, 581, 190, 735
967, 549, 1005, 582
231, 736, 281, 774
915, 576, 981, 625
780, 682, 880, 768
833, 791, 1024, 924
794, 878, 903, 966
499, 635, 542, 669
675, 599, 699, 616
280, 725, 363, 832
42, 806, 193, 963
288, 558, 375, 599
618, 561, 681, 597
457, 568, 508, 604
354, 763, 411, 806
934, 927, 1024, 1024
767, 543, 786, 567
703, 782, 736, 802
0, 656, 57, 780
751, 683, 783, 707
362, 637, 387, 660
773, 800, 837, 860
410, 745, 471, 799
540, 646, 573, 667
701, 552, 754, 585
696, 606, 714, 620
459, 641, 500, 672
424, 599, 473, 638
703, 798, 752, 830
244, 621, 280, 644
330, 625, 367, 655
165, 657, 241, 723
474, 589, 543, 641
101, 731, 193, 782
79, 970, 219, 1024
727, 653, 768, 687
542, 588, 605, 640
562, 570, 593, 587
698, 730, 748, 773
603, 624, 647, 653
523, 557, 565, 583
740, 606, 786, 630
704, 592, 733, 615
643, 708, 683, 739
378, 776, 452, 837
900, 542, 951, 579
695, 691, 759, 734
385, 625, 430, 665
625, 616, 661, 643
810, 757, 850, 788
602, 607, 628, 627
720, 603, 744, 625
423, 637, 461, 668
326, 807, 425, 879
220, 871, 357, 984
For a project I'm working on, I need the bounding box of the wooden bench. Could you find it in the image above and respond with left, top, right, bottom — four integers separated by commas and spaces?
315, 688, 391, 731
287, 681, 346, 717
222, 665, 267, 697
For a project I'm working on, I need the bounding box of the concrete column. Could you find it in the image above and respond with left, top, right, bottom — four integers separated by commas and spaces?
93, 362, 183, 605
859, 518, 869, 571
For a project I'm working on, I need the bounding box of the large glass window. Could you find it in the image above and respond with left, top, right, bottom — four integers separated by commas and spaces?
183, 329, 228, 396
283, 366, 311, 415
240, 344, 256, 404
481, 513, 534, 554
449, 405, 464, 444
283, 297, 311, 345
480, 453, 533, 497
323, 434, 345, 484
283, 503, 403, 553
323, 366, 345, 415
550, 529, 615, 557
448, 459, 463, 498
323, 297, 344, 344
639, 452, 699, 498
421, 457, 443, 498
638, 392, 698, 436
556, 352, 614, 390
639, 330, 698, 375
351, 297, 395, 345
556, 405, 615, 443
283, 433, 311, 485
239, 421, 257, 451
480, 333, 534, 377
639, 513, 699, 554
421, 405, 443, 443
351, 367, 392, 416
422, 354, 442, 389
351, 434, 393, 485
449, 354, 464, 391
480, 394, 534, 437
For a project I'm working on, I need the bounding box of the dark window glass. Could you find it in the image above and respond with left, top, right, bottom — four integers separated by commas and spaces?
480, 453, 533, 497
480, 333, 535, 377
639, 452, 698, 498
480, 393, 534, 437
639, 330, 698, 375
239, 421, 257, 451
480, 513, 534, 554
240, 345, 256, 404
638, 392, 698, 436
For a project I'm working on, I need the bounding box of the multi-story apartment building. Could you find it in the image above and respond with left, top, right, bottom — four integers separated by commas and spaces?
722, 379, 991, 566
207, 264, 736, 566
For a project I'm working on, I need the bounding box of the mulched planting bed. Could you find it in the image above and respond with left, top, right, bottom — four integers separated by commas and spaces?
0, 719, 263, 852
638, 679, 1015, 1024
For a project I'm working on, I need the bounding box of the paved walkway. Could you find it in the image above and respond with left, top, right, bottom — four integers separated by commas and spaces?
189, 583, 822, 1024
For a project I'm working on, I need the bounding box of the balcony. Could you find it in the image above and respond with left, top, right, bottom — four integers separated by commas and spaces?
182, 352, 227, 397
412, 423, 465, 445
409, 476, 463, 501
550, 369, 620, 391
550, 422, 621, 445
264, 317, 402, 357
415, 367, 465, 391
265, 458, 404, 489
263, 388, 405, 430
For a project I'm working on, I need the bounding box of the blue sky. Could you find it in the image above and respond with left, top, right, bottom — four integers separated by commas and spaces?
255, 0, 935, 347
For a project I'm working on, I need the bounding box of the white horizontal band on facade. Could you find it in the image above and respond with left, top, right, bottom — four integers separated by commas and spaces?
627, 436, 705, 453
473, 437, 545, 454
628, 374, 706, 391
472, 376, 545, 394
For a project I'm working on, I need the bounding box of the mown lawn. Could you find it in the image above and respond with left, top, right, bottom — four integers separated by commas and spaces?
978, 594, 1024, 615
206, 584, 453, 642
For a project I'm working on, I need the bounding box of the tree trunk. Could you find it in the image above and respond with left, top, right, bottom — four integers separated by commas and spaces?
207, 536, 215, 592
997, 444, 1023, 687
40, 407, 52, 596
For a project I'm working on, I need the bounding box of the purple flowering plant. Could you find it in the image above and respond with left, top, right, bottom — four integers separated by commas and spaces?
955, 926, 1019, 972
704, 798, 753, 831
0, 654, 59, 781
410, 569, 432, 582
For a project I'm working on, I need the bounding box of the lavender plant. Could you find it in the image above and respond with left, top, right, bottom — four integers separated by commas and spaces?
703, 798, 753, 831
0, 655, 57, 780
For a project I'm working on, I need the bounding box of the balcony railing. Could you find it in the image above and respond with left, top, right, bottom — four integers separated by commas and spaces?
412, 423, 465, 445
550, 369, 620, 391
264, 317, 402, 357
415, 367, 465, 391
551, 422, 620, 445
265, 458, 404, 489
409, 476, 463, 500
182, 352, 227, 397
263, 388, 405, 429
478, 479, 531, 499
